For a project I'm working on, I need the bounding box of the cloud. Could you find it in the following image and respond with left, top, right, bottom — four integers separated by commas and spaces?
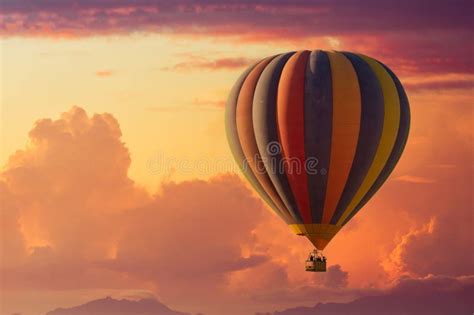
0, 181, 26, 266
1, 106, 150, 291
162, 56, 255, 72
383, 212, 474, 279
393, 175, 436, 184
376, 92, 474, 280
2, 1, 470, 38
403, 74, 474, 91
405, 80, 474, 91
2, 1, 472, 77
1, 106, 149, 250
1, 102, 473, 315
318, 265, 349, 289
100, 175, 272, 309
191, 98, 225, 108
382, 217, 437, 278
0, 106, 280, 314
144, 98, 225, 113
95, 70, 114, 77
0, 106, 362, 314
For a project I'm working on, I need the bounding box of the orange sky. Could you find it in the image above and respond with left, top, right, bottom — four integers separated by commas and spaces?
1, 2, 473, 315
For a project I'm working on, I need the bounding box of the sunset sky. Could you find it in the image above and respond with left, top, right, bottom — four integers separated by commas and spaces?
1, 1, 473, 315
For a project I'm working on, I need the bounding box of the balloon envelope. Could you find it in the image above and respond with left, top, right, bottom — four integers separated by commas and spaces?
225, 50, 410, 249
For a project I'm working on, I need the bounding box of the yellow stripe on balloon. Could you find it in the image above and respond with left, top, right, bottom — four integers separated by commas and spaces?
336, 55, 401, 225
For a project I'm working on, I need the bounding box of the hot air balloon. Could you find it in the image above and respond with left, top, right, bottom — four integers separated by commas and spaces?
225, 50, 410, 272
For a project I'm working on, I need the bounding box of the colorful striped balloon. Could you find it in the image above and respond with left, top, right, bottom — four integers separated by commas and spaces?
225, 50, 410, 250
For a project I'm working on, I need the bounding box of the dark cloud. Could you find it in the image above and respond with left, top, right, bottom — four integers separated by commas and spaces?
318, 265, 349, 289
364, 31, 474, 75
1, 1, 471, 36
1, 1, 472, 75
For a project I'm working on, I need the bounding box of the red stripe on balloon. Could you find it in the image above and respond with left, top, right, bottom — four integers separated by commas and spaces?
277, 51, 312, 224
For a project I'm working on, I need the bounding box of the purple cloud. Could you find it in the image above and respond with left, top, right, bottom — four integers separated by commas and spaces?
2, 1, 472, 76
1, 1, 471, 35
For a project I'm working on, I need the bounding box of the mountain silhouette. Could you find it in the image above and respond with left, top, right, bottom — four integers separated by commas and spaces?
258, 276, 474, 315
46, 296, 190, 315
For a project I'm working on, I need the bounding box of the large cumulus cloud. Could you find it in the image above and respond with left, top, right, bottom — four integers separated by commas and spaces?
1, 107, 332, 315
1, 103, 472, 315
0, 107, 379, 315
379, 92, 473, 280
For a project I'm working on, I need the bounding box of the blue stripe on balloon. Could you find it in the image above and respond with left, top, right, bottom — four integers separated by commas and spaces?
303, 50, 333, 223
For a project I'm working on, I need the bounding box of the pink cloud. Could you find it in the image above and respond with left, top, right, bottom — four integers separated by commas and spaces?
1, 101, 472, 314
405, 80, 474, 91
318, 265, 349, 289
2, 1, 470, 38
1, 107, 284, 314
1, 1, 472, 78
191, 98, 225, 108
162, 56, 255, 72
0, 107, 369, 314
393, 175, 436, 184
95, 70, 114, 77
